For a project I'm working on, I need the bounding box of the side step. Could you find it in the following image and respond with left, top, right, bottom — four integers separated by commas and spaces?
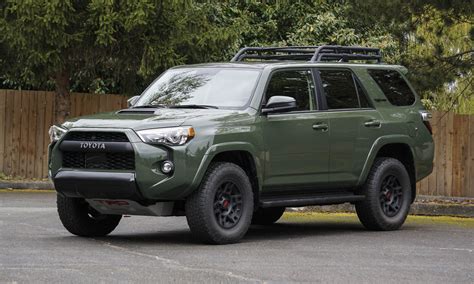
260, 193, 366, 208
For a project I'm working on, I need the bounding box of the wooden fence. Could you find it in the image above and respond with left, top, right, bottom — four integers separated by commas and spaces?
416, 111, 474, 198
0, 89, 473, 197
0, 90, 127, 179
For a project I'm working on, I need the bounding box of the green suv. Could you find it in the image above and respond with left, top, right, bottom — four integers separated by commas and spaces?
49, 46, 434, 244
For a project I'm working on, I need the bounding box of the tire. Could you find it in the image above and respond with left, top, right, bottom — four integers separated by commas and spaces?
185, 162, 254, 244
57, 194, 122, 237
251, 207, 285, 225
355, 157, 412, 231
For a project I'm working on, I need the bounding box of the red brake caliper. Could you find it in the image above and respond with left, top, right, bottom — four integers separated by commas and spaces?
223, 199, 230, 208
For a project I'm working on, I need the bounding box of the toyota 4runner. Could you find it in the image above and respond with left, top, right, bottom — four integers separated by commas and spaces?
48, 46, 434, 244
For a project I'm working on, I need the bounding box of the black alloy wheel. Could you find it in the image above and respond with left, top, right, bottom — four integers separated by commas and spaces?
214, 181, 243, 229
379, 175, 403, 217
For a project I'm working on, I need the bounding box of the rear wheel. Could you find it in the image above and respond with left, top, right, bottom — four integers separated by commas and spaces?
251, 207, 285, 225
355, 157, 411, 231
57, 194, 121, 237
185, 162, 254, 244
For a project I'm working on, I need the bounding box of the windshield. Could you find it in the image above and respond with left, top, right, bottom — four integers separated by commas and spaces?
134, 68, 261, 109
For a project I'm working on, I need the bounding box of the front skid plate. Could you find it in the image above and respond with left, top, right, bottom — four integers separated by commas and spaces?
87, 199, 174, 216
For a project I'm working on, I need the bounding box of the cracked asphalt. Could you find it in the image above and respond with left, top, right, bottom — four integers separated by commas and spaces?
1, 191, 473, 283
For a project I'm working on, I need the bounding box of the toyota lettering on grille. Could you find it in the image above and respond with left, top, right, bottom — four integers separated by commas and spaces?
80, 142, 106, 150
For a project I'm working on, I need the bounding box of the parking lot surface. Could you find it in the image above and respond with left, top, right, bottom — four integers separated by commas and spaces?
1, 191, 473, 283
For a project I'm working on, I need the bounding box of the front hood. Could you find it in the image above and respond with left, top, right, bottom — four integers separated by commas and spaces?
64, 108, 237, 131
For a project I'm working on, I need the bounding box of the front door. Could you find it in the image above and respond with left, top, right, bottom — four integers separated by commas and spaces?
261, 69, 329, 193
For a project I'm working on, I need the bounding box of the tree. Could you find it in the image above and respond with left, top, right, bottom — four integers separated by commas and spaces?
348, 0, 473, 111
0, 0, 239, 122
1, 0, 472, 116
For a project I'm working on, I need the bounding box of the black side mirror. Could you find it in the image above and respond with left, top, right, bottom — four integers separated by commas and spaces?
261, 96, 297, 114
127, 96, 140, 107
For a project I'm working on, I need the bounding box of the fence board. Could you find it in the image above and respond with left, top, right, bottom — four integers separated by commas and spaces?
11, 92, 22, 176
34, 91, 46, 178
469, 116, 474, 197
0, 90, 6, 173
444, 112, 454, 196
3, 91, 15, 174
19, 91, 30, 177
26, 91, 37, 178
458, 115, 469, 197
434, 112, 446, 196
41, 92, 54, 178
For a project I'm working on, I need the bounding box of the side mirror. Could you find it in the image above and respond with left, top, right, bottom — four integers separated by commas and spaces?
261, 96, 297, 114
127, 96, 140, 107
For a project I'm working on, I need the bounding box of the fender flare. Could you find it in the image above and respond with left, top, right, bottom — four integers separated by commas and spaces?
357, 135, 415, 186
189, 142, 263, 192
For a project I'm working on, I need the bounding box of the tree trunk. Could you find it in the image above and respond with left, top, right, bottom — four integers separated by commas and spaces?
54, 69, 71, 124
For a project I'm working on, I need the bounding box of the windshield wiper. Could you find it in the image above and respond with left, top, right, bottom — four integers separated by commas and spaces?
169, 104, 219, 109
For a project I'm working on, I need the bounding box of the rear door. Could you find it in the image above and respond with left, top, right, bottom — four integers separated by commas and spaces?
316, 68, 382, 188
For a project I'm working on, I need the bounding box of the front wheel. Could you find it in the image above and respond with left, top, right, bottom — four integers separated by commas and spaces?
355, 157, 411, 231
57, 194, 121, 237
185, 162, 254, 244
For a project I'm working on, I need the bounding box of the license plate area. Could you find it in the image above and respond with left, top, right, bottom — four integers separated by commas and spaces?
85, 153, 108, 169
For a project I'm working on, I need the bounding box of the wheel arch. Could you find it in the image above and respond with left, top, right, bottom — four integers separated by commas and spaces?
189, 142, 263, 202
358, 136, 417, 202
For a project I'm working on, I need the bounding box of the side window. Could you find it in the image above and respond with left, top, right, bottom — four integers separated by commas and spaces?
265, 70, 315, 111
368, 69, 415, 106
319, 69, 359, 109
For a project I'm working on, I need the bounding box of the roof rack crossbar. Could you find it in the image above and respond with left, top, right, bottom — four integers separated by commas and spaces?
230, 46, 320, 62
231, 45, 382, 63
310, 45, 381, 63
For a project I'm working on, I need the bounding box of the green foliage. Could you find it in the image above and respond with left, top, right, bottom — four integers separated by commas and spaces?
0, 0, 240, 95
0, 0, 472, 112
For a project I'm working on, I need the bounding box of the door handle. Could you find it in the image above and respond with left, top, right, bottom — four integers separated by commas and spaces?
312, 123, 328, 131
364, 120, 381, 127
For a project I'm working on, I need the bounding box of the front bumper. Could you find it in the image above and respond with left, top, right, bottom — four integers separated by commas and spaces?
54, 171, 139, 199
49, 128, 210, 201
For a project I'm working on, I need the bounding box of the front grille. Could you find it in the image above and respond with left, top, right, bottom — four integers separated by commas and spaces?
62, 152, 135, 170
64, 132, 129, 142
61, 131, 135, 170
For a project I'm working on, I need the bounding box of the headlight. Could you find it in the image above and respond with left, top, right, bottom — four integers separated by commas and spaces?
48, 125, 67, 143
136, 127, 195, 146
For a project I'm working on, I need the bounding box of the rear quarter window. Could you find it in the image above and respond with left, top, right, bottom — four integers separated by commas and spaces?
368, 69, 416, 106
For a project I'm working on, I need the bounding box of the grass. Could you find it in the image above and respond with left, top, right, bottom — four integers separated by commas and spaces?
0, 189, 55, 193
282, 212, 474, 228
0, 172, 50, 182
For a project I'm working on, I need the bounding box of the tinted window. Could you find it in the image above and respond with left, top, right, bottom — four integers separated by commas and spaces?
265, 70, 315, 111
368, 69, 415, 106
319, 70, 359, 109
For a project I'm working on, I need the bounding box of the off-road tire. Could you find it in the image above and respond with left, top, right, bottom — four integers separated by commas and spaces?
185, 162, 254, 244
355, 157, 411, 231
251, 207, 285, 225
57, 194, 122, 237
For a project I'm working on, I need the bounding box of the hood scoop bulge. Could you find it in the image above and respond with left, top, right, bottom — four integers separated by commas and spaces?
116, 109, 157, 115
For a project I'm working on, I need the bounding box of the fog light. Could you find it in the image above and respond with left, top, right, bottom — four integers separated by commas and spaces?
161, 161, 174, 174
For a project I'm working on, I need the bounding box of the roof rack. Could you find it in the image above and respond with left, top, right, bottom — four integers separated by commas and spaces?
230, 45, 382, 63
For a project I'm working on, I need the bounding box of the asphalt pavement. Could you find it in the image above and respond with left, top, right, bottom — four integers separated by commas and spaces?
1, 191, 473, 283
